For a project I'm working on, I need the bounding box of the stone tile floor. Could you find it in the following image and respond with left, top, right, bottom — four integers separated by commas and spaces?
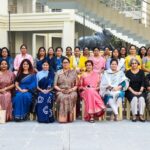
0, 120, 150, 150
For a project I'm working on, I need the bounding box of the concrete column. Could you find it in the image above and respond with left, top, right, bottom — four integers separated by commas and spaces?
32, 34, 36, 58
17, 0, 23, 13
0, 29, 8, 48
0, 0, 8, 15
32, 0, 37, 13
15, 32, 23, 54
142, 1, 147, 26
146, 0, 150, 27
44, 34, 49, 50
44, 5, 49, 12
62, 21, 75, 54
48, 34, 52, 48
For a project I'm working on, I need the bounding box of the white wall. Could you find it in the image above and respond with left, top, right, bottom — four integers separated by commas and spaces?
0, 0, 8, 15
0, 30, 8, 48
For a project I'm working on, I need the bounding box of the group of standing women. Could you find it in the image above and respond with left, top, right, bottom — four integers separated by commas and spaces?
0, 44, 150, 123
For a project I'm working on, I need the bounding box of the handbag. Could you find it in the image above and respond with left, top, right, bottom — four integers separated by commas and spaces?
0, 105, 6, 124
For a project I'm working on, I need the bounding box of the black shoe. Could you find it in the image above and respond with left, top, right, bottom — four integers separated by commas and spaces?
132, 118, 137, 122
139, 117, 145, 122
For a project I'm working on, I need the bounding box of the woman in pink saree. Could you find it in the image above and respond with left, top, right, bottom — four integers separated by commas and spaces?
0, 60, 15, 121
79, 60, 106, 122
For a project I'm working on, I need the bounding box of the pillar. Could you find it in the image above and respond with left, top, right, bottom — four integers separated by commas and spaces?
62, 21, 75, 55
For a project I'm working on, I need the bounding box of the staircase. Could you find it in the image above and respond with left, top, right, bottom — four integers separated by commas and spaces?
37, 0, 150, 46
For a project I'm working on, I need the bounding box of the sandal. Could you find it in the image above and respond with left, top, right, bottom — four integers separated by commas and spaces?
89, 118, 95, 123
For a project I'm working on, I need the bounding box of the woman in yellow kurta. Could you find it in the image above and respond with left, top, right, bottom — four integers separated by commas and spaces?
70, 47, 87, 74
125, 45, 142, 71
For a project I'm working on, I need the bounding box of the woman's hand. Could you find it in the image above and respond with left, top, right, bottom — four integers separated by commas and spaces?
132, 91, 139, 96
112, 86, 122, 91
21, 89, 28, 93
41, 89, 49, 94
0, 88, 6, 93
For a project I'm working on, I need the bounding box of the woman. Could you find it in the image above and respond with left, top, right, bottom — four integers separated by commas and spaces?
51, 47, 66, 72
0, 60, 15, 121
79, 60, 106, 122
54, 58, 78, 123
35, 47, 47, 72
100, 59, 129, 121
142, 47, 150, 74
46, 47, 55, 66
105, 48, 125, 71
89, 47, 105, 75
70, 47, 87, 74
36, 61, 55, 123
13, 59, 36, 121
83, 47, 90, 59
145, 73, 150, 112
138, 46, 147, 59
14, 44, 34, 73
103, 47, 111, 61
126, 58, 145, 122
120, 47, 127, 58
125, 45, 142, 71
65, 46, 72, 59
0, 47, 14, 71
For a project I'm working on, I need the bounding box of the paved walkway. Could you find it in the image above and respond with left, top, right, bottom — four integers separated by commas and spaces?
0, 120, 150, 150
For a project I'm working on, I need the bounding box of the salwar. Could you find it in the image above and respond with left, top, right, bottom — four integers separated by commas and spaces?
108, 97, 122, 115
131, 96, 145, 115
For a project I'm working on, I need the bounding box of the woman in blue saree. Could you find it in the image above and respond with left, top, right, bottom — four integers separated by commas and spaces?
36, 61, 55, 123
50, 47, 66, 72
13, 59, 36, 121
34, 47, 47, 72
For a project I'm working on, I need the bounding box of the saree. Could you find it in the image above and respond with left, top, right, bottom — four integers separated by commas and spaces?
144, 74, 150, 111
100, 69, 129, 104
51, 56, 66, 72
79, 71, 105, 121
0, 71, 15, 121
13, 74, 37, 120
54, 69, 77, 117
35, 57, 47, 71
36, 70, 55, 123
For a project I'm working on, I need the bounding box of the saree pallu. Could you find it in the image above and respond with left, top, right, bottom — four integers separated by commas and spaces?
35, 57, 47, 71
13, 74, 36, 120
36, 71, 55, 123
79, 71, 105, 121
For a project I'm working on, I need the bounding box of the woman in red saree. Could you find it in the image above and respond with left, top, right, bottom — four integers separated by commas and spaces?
79, 60, 106, 122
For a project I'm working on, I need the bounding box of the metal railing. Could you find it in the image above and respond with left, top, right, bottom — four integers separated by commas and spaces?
100, 0, 150, 26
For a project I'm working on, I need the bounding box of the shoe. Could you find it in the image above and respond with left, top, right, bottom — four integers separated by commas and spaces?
139, 117, 145, 122
132, 118, 137, 122
89, 118, 95, 123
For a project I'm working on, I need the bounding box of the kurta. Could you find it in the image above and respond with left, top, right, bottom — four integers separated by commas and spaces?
89, 56, 105, 74
126, 69, 145, 102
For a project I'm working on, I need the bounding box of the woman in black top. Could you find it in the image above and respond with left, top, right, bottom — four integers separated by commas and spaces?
126, 58, 145, 122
